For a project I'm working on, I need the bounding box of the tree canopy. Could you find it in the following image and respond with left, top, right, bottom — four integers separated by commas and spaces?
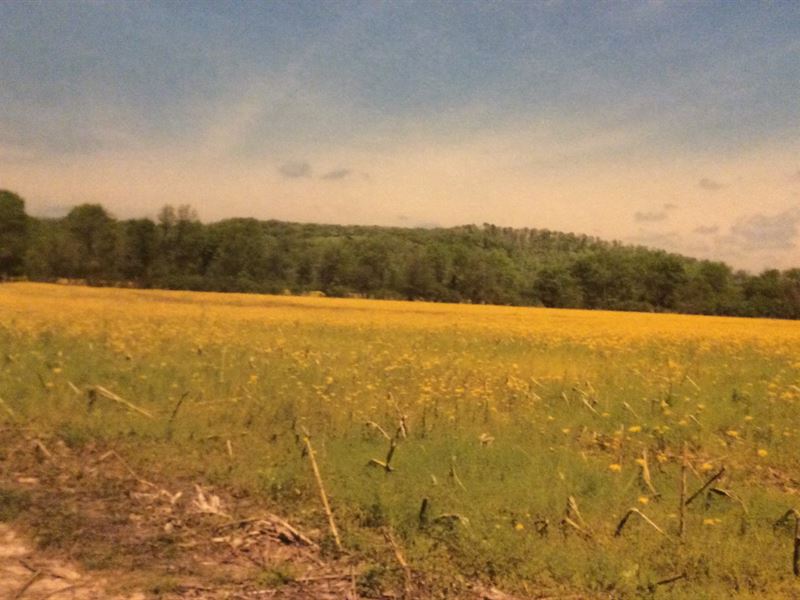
4, 191, 800, 319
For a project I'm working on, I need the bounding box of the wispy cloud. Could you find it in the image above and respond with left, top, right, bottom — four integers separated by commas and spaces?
698, 177, 725, 191
693, 225, 719, 235
320, 168, 351, 181
633, 210, 668, 223
727, 207, 800, 250
278, 161, 312, 178
626, 230, 681, 249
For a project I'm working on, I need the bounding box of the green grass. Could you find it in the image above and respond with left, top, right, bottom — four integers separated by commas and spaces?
2, 284, 800, 596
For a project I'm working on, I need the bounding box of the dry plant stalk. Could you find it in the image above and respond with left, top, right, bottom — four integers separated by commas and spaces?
99, 449, 158, 489
88, 385, 154, 419
580, 395, 598, 415
365, 420, 391, 440
561, 516, 591, 539
303, 435, 343, 552
449, 456, 467, 491
614, 508, 666, 537
655, 572, 688, 586
794, 517, 799, 577
685, 467, 725, 506
639, 449, 659, 498
368, 436, 398, 472
418, 497, 430, 528
678, 443, 687, 540
13, 569, 42, 599
33, 439, 53, 462
566, 495, 588, 529
561, 496, 592, 539
708, 488, 748, 514
622, 401, 641, 420
774, 508, 800, 576
385, 529, 413, 597
169, 391, 190, 423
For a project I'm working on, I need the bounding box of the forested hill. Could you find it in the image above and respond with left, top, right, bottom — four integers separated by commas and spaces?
1, 189, 799, 318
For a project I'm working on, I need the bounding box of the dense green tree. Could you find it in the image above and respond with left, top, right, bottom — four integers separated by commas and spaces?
0, 190, 29, 277
641, 253, 688, 309
207, 219, 269, 282
64, 204, 119, 280
120, 218, 158, 282
153, 204, 207, 282
5, 188, 799, 319
533, 266, 583, 308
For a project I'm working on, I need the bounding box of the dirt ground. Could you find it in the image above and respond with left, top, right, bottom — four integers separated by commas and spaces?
0, 427, 376, 599
0, 428, 533, 600
1, 521, 146, 599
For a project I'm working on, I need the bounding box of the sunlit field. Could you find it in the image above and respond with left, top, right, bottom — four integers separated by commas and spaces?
3, 282, 800, 597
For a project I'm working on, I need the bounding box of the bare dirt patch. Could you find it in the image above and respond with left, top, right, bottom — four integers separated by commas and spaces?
0, 428, 533, 600
1, 521, 144, 599
0, 427, 364, 599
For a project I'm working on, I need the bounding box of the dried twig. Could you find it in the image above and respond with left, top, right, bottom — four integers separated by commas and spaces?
449, 456, 467, 491
793, 517, 800, 578
40, 584, 86, 599
614, 508, 666, 537
560, 495, 592, 539
622, 401, 640, 420
679, 443, 687, 540
168, 391, 189, 423
13, 570, 42, 599
98, 449, 158, 489
580, 396, 598, 415
33, 439, 53, 462
365, 420, 391, 441
304, 436, 342, 551
639, 449, 659, 498
685, 467, 725, 506
560, 516, 591, 539
88, 385, 154, 419
418, 497, 429, 528
385, 529, 413, 597
655, 572, 688, 586
566, 496, 588, 529
708, 487, 748, 513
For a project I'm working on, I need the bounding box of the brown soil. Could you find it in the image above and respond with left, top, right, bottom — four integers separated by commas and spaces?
0, 428, 531, 600
1, 521, 145, 599
0, 427, 369, 599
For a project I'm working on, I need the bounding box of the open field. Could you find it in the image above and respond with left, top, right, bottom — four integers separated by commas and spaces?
2, 282, 800, 597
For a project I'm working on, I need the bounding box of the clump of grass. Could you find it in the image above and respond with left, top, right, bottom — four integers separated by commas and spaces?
0, 487, 31, 521
256, 566, 296, 587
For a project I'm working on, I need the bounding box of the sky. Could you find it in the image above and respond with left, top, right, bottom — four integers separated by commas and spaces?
1, 1, 799, 272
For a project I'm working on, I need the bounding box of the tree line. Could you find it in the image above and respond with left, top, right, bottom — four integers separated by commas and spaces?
1, 189, 799, 318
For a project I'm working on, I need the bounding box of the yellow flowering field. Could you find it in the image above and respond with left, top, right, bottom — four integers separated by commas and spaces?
2, 282, 800, 597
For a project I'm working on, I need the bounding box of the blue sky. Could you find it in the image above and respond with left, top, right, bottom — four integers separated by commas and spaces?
1, 1, 799, 271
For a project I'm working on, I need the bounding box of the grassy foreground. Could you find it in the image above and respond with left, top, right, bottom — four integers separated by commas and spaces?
2, 282, 800, 597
